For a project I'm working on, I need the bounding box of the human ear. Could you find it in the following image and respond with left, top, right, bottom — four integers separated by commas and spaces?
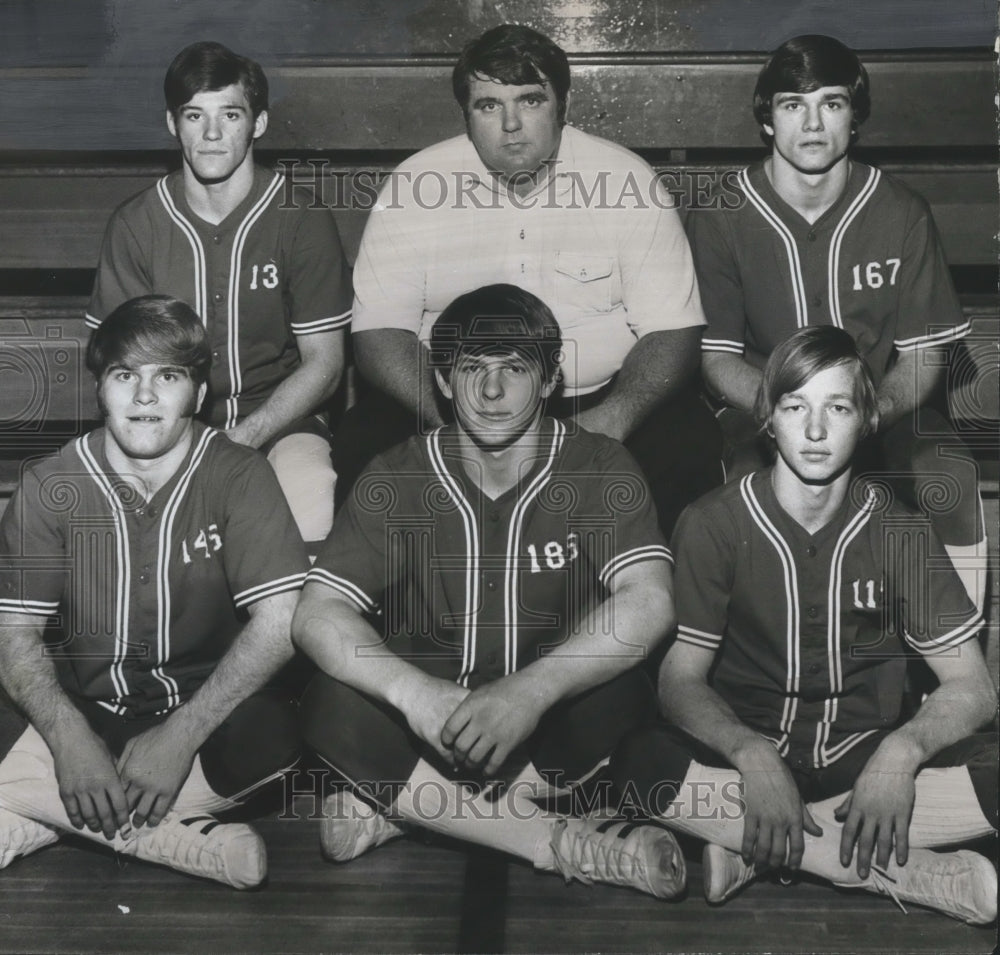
253, 110, 269, 140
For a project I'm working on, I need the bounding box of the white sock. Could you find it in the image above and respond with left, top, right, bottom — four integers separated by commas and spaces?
172, 756, 241, 814
392, 759, 557, 868
653, 760, 746, 852
944, 539, 988, 614
0, 726, 266, 880
906, 766, 993, 846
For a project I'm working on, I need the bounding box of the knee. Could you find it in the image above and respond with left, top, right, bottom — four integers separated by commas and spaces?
300, 673, 421, 786
609, 724, 692, 814
268, 433, 336, 542
209, 692, 302, 784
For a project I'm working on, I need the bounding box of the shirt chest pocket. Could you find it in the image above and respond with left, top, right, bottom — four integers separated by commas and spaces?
553, 253, 615, 313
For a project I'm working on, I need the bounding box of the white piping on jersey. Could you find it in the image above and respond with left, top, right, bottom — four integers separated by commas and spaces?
813, 488, 877, 768
701, 336, 744, 355
739, 168, 808, 329
225, 172, 285, 430
822, 727, 881, 765
156, 178, 207, 320
0, 596, 61, 615
828, 167, 880, 328
428, 430, 481, 688
76, 435, 132, 704
740, 475, 799, 756
153, 427, 216, 710
741, 166, 884, 333
234, 572, 308, 608
599, 544, 673, 588
895, 320, 971, 353
304, 567, 378, 614
503, 422, 566, 676
826, 489, 876, 694
290, 309, 353, 335
906, 608, 985, 654
676, 624, 723, 651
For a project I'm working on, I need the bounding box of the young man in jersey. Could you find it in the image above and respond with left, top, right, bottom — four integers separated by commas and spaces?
689, 35, 988, 616
294, 283, 686, 899
87, 41, 352, 552
334, 23, 721, 536
0, 296, 308, 888
612, 326, 997, 924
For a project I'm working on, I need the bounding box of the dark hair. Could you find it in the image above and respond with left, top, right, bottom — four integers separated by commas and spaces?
429, 284, 562, 384
754, 326, 878, 437
87, 295, 213, 387
164, 41, 268, 119
753, 35, 870, 129
452, 25, 571, 123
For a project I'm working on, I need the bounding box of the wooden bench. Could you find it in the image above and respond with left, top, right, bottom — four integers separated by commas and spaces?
1, 47, 996, 504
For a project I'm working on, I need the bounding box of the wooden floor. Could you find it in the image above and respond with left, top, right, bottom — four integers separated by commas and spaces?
0, 804, 996, 955
1, 504, 996, 955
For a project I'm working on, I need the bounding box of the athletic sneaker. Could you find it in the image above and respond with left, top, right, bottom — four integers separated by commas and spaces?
702, 843, 758, 903
548, 816, 686, 899
0, 806, 59, 868
320, 790, 405, 862
842, 848, 998, 925
127, 812, 266, 889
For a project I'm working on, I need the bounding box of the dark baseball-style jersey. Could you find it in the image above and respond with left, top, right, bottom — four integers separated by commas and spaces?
0, 423, 309, 717
308, 420, 672, 688
672, 470, 982, 771
87, 166, 352, 429
690, 162, 968, 387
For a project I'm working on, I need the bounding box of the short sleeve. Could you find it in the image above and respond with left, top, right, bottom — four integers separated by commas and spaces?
350, 177, 426, 335
219, 448, 309, 608
671, 500, 736, 651
892, 198, 968, 353
0, 466, 67, 617
890, 521, 981, 654
286, 200, 353, 336
571, 438, 673, 588
686, 206, 748, 357
619, 188, 706, 337
86, 209, 152, 329
306, 456, 399, 613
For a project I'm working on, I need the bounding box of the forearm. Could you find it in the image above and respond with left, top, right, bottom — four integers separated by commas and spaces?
576, 328, 700, 441
0, 615, 92, 744
163, 593, 297, 751
353, 328, 445, 427
293, 590, 432, 711
702, 351, 762, 414
514, 574, 673, 711
875, 348, 943, 431
879, 666, 997, 773
660, 662, 775, 774
228, 353, 343, 450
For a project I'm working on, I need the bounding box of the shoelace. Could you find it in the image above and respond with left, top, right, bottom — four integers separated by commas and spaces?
549, 819, 646, 888
139, 817, 227, 878
868, 866, 908, 915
